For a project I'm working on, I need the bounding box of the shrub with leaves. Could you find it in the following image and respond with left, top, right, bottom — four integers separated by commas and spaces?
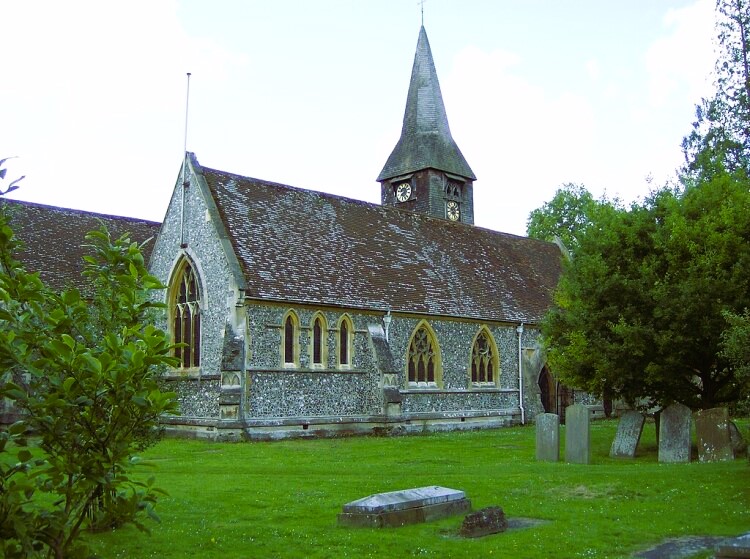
0, 201, 178, 559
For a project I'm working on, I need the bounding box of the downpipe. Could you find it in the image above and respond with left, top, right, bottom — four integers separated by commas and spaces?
516, 323, 525, 425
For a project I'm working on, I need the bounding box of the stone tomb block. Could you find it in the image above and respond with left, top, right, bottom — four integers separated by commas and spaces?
694, 407, 734, 462
459, 506, 508, 538
610, 410, 645, 458
564, 404, 591, 464
716, 532, 750, 559
535, 413, 560, 462
338, 486, 471, 528
658, 403, 692, 463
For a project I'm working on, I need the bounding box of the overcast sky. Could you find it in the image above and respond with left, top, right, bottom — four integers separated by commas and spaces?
1, 0, 717, 236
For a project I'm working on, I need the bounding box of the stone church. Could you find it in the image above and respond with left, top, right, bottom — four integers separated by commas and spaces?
4, 26, 599, 438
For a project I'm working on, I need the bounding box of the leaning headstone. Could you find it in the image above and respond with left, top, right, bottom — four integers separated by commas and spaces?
564, 404, 590, 464
610, 410, 645, 458
535, 413, 560, 462
694, 407, 734, 462
338, 486, 471, 528
658, 403, 692, 463
459, 506, 507, 538
729, 421, 748, 457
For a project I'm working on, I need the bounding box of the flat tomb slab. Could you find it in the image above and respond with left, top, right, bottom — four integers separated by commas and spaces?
338, 486, 471, 527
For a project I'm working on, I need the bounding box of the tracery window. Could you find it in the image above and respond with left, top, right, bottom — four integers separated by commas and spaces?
337, 315, 353, 368
172, 260, 201, 368
407, 323, 441, 386
471, 328, 498, 386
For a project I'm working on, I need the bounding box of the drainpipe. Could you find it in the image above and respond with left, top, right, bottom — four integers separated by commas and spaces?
516, 323, 525, 425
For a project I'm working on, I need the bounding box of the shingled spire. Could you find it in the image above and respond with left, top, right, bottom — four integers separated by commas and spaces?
378, 26, 475, 182
378, 26, 476, 224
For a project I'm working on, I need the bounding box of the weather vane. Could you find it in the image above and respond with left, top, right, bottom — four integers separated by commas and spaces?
418, 0, 426, 25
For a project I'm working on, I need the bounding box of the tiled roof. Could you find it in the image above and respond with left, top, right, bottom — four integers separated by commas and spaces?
201, 164, 561, 324
377, 26, 476, 182
2, 199, 161, 293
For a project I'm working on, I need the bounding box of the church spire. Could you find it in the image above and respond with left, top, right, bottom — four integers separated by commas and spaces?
377, 26, 475, 182
378, 26, 476, 225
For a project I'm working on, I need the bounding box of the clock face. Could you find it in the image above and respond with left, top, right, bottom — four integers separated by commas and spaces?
395, 182, 412, 202
446, 201, 460, 221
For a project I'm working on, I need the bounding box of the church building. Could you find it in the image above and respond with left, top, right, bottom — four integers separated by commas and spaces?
3, 26, 599, 437
147, 26, 597, 440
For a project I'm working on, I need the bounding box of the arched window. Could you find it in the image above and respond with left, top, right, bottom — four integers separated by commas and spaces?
172, 260, 201, 368
310, 313, 328, 367
282, 311, 300, 367
407, 322, 441, 387
471, 328, 498, 386
337, 315, 353, 368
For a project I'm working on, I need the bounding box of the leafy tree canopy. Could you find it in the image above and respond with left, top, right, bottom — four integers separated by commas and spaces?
0, 191, 178, 558
682, 0, 750, 179
526, 183, 620, 257
542, 175, 750, 411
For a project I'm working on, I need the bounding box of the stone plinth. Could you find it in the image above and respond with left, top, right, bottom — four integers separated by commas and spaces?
694, 407, 734, 462
610, 410, 645, 458
564, 404, 591, 464
338, 486, 471, 528
658, 403, 692, 463
535, 413, 559, 462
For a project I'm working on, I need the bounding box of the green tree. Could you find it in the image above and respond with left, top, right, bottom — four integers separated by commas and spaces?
542, 174, 750, 411
682, 0, 750, 178
721, 308, 750, 411
526, 183, 619, 257
0, 199, 178, 558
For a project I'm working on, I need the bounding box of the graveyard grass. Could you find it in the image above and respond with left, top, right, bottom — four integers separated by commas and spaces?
88, 419, 750, 559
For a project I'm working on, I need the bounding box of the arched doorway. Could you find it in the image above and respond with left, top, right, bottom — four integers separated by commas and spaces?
537, 366, 575, 423
538, 366, 556, 414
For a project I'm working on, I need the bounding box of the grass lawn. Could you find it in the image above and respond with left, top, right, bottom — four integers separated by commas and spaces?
88, 419, 750, 559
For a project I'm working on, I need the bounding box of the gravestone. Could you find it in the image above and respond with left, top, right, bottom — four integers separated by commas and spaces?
694, 407, 734, 462
564, 404, 590, 464
535, 413, 560, 462
459, 506, 507, 538
610, 410, 645, 458
729, 421, 748, 457
338, 486, 471, 528
658, 403, 692, 463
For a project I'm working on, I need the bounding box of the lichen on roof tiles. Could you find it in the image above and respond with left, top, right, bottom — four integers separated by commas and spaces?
200, 165, 561, 324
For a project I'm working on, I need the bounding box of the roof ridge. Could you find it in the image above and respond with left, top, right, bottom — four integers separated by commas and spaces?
0, 198, 162, 226
201, 165, 550, 244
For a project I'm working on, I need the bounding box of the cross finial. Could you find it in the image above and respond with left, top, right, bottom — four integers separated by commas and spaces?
418, 0, 426, 25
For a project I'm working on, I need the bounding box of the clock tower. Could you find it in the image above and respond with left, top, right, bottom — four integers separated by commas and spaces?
378, 26, 476, 225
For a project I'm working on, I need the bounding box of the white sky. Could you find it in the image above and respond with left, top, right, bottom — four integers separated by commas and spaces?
1, 0, 716, 236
